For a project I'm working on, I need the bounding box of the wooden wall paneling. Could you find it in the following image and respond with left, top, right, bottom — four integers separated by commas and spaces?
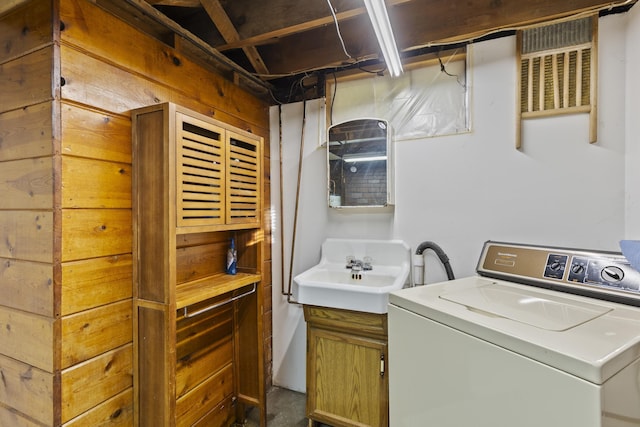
60, 208, 131, 262
0, 306, 54, 371
0, 404, 44, 427
60, 40, 265, 136
0, 0, 52, 63
0, 258, 53, 316
0, 1, 33, 17
61, 388, 133, 427
61, 157, 131, 209
0, 47, 54, 112
60, 254, 132, 316
0, 2, 57, 425
1, 0, 266, 424
58, 0, 268, 130
60, 344, 133, 423
0, 157, 53, 209
0, 210, 53, 263
60, 46, 168, 116
0, 353, 54, 426
176, 242, 228, 284
0, 102, 54, 161
60, 102, 131, 164
60, 300, 132, 369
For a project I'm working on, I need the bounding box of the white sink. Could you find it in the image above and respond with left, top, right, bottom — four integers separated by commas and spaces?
293, 239, 411, 313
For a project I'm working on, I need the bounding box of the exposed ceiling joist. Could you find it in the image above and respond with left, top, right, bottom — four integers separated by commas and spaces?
40, 0, 640, 101
215, 0, 413, 52
199, 0, 269, 75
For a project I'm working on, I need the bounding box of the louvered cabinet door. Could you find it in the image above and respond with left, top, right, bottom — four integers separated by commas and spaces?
225, 130, 261, 226
176, 112, 226, 228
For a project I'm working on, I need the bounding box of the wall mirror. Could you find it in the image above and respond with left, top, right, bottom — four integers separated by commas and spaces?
327, 118, 394, 209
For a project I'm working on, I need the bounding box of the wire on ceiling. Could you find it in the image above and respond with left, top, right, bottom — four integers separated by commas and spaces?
326, 0, 354, 60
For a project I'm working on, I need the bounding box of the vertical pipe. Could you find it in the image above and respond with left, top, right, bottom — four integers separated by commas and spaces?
286, 98, 307, 302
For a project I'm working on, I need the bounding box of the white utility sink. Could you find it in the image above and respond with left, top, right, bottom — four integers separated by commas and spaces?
293, 239, 411, 313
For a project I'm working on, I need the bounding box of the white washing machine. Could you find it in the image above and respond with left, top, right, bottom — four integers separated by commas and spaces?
389, 241, 640, 427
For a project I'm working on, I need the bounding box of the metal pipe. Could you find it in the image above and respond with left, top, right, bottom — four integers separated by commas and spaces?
285, 96, 307, 304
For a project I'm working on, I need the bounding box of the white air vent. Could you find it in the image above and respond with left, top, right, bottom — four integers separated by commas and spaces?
516, 16, 598, 148
521, 18, 593, 54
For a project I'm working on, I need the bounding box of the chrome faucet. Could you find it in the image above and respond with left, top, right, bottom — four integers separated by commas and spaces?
346, 256, 373, 280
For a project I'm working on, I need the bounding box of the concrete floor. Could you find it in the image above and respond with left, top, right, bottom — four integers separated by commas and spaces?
243, 387, 308, 427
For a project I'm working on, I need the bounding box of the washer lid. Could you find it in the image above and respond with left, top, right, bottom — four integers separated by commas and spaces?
440, 282, 612, 331
389, 276, 640, 385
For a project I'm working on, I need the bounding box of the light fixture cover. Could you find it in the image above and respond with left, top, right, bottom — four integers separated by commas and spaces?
363, 0, 403, 76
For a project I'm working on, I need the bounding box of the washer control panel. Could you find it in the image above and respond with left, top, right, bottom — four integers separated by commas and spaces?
477, 241, 640, 306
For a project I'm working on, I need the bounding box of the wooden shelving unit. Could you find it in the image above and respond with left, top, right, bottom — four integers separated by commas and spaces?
132, 102, 265, 426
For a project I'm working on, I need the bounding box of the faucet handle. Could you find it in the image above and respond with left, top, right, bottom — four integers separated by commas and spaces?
363, 256, 373, 270
346, 255, 356, 268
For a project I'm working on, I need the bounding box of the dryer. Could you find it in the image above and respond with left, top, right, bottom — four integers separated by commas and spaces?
388, 241, 640, 427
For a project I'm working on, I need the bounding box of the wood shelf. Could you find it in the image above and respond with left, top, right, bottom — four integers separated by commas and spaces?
176, 272, 261, 310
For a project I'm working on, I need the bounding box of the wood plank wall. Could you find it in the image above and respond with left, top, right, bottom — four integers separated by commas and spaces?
0, 0, 271, 424
0, 1, 57, 425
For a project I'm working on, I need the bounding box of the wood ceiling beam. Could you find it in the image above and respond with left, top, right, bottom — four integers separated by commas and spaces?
199, 0, 269, 74
256, 0, 635, 75
216, 0, 412, 52
392, 0, 636, 49
258, 14, 381, 75
217, 8, 364, 52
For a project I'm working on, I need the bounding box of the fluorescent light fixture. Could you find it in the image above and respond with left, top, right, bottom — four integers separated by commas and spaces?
344, 155, 387, 163
363, 0, 403, 77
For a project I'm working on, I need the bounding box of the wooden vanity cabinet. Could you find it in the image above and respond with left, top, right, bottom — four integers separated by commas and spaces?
304, 306, 389, 427
132, 103, 265, 426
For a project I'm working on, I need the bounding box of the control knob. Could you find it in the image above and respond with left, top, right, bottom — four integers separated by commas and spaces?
601, 266, 624, 283
571, 264, 585, 274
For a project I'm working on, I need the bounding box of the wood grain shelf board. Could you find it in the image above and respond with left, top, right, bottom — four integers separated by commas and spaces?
175, 272, 260, 309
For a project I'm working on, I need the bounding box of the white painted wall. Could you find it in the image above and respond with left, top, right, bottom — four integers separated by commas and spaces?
626, 5, 640, 237
270, 12, 637, 392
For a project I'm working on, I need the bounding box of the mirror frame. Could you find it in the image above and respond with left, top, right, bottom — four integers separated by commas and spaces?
326, 118, 394, 210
